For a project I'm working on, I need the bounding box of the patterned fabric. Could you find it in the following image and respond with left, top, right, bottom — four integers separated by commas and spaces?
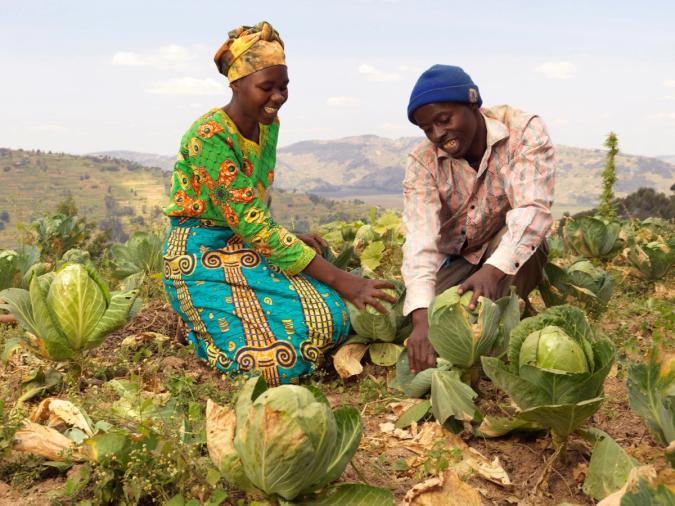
163, 218, 350, 385
163, 108, 315, 275
401, 105, 556, 315
213, 21, 285, 82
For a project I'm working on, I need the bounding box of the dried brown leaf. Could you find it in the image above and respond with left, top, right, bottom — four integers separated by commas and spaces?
332, 343, 368, 379
205, 399, 237, 469
403, 470, 481, 506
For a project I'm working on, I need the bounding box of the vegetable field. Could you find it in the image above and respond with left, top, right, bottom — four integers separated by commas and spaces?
0, 210, 673, 505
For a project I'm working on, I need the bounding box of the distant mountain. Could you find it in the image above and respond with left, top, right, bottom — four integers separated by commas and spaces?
94, 137, 675, 215
0, 149, 373, 248
657, 155, 675, 165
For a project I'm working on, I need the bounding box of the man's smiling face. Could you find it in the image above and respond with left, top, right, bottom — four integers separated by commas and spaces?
413, 102, 479, 159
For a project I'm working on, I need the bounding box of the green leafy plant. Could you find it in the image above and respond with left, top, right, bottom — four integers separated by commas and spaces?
627, 347, 674, 463
563, 216, 626, 260
598, 131, 619, 221
623, 240, 674, 282
480, 305, 615, 451
0, 246, 49, 291
111, 230, 164, 281
428, 285, 521, 374
22, 212, 92, 262
345, 282, 409, 366
207, 377, 392, 504
0, 263, 138, 362
539, 259, 614, 315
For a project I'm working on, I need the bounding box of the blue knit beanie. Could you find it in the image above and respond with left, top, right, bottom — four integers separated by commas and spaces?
407, 65, 482, 124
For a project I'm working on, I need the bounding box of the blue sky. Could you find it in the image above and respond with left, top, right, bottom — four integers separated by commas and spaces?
1, 0, 674, 157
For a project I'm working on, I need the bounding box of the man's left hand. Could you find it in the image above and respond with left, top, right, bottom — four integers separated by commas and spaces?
457, 264, 507, 310
296, 233, 328, 255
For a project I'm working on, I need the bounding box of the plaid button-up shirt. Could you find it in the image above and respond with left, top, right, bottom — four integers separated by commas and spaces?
401, 105, 556, 315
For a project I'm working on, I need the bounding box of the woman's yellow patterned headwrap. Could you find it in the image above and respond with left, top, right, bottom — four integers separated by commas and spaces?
214, 21, 286, 83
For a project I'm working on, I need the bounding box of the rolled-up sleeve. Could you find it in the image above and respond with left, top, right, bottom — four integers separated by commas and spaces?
402, 154, 446, 315
485, 116, 555, 275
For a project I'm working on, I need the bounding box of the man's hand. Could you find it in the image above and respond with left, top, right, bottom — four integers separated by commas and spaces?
296, 232, 328, 255
457, 264, 507, 310
406, 309, 436, 373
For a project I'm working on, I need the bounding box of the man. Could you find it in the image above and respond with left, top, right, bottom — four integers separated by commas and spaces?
402, 65, 555, 372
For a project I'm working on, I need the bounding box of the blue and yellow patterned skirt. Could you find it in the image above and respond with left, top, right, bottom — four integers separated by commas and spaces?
162, 218, 350, 385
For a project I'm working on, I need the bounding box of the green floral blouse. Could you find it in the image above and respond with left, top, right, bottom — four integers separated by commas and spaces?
164, 108, 316, 275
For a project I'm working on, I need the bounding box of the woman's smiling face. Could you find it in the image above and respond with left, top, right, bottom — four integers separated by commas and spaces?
231, 65, 289, 125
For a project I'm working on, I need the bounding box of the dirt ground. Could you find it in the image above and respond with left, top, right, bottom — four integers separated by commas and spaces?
0, 275, 673, 505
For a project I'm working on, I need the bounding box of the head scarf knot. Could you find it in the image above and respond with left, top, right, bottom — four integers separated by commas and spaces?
213, 21, 286, 82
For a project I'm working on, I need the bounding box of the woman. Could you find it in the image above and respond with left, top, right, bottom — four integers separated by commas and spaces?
163, 22, 394, 386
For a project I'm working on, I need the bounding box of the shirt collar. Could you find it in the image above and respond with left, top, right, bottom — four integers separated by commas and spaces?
435, 111, 510, 160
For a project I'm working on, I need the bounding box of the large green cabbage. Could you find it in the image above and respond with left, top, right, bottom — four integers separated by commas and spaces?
563, 217, 626, 260
0, 263, 138, 361
539, 259, 614, 315
213, 377, 364, 501
481, 305, 615, 449
623, 240, 674, 281
428, 285, 521, 370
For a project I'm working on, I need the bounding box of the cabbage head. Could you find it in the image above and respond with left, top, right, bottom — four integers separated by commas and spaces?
563, 217, 626, 260
427, 285, 520, 370
0, 263, 138, 361
346, 282, 406, 343
111, 231, 164, 280
623, 240, 674, 281
223, 377, 362, 501
539, 259, 614, 315
481, 305, 615, 448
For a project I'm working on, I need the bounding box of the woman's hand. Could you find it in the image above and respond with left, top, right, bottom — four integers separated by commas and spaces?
296, 233, 328, 255
302, 255, 395, 314
335, 274, 397, 315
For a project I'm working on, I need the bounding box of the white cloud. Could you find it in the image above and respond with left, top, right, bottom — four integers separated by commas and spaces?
358, 64, 400, 82
535, 61, 578, 80
653, 112, 675, 120
145, 78, 226, 96
112, 44, 194, 69
663, 80, 675, 88
552, 118, 569, 126
326, 96, 359, 106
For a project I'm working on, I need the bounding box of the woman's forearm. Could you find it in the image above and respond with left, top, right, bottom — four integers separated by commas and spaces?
302, 254, 352, 294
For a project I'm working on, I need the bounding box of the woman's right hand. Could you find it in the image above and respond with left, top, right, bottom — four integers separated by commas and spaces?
335, 273, 396, 315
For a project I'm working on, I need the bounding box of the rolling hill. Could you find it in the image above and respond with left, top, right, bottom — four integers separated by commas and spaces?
0, 149, 373, 248
94, 136, 675, 216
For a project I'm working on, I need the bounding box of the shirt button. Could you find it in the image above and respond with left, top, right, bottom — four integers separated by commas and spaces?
531, 246, 535, 251
515, 262, 520, 268
470, 205, 475, 210
461, 229, 466, 235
